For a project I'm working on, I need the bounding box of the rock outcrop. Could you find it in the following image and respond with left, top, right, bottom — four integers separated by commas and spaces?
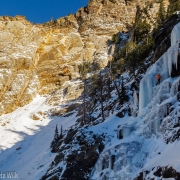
0, 0, 155, 115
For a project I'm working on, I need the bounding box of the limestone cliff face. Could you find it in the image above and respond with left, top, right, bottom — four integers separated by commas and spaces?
0, 0, 155, 115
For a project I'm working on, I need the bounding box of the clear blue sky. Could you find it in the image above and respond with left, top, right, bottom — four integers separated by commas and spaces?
0, 0, 89, 23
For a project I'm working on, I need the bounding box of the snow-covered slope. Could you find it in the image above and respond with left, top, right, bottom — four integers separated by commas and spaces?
0, 94, 77, 180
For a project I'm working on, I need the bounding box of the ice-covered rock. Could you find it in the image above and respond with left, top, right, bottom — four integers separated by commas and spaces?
117, 125, 134, 139
90, 142, 143, 180
139, 22, 180, 116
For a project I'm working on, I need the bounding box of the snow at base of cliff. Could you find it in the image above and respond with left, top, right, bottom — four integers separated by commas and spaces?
0, 94, 77, 180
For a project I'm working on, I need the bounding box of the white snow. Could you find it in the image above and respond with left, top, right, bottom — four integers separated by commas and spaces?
0, 94, 77, 180
90, 112, 180, 179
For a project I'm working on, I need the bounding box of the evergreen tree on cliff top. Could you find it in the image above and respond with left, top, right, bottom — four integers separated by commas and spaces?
157, 0, 166, 25
167, 0, 180, 17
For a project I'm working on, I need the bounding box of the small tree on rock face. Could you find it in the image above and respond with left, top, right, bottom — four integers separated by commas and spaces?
50, 125, 62, 153
157, 0, 166, 25
54, 125, 59, 140
120, 76, 128, 104
167, 0, 180, 17
134, 20, 151, 42
112, 33, 120, 44
98, 72, 105, 121
59, 125, 63, 139
89, 71, 106, 121
78, 56, 91, 126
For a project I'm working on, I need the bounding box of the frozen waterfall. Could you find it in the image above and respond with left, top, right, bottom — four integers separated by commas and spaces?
90, 142, 142, 180
139, 22, 180, 116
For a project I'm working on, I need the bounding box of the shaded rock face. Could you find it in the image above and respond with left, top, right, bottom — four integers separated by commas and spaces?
153, 14, 180, 63
134, 166, 180, 180
41, 128, 105, 180
0, 0, 153, 115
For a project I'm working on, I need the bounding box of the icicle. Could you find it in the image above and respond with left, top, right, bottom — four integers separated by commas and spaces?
171, 22, 180, 46
139, 78, 145, 115
97, 157, 103, 172
162, 52, 169, 79
139, 74, 155, 115
174, 44, 179, 69
133, 90, 138, 107
170, 80, 180, 96
109, 155, 112, 169
166, 44, 179, 76
123, 158, 128, 167
161, 104, 168, 118
122, 125, 133, 138
113, 164, 118, 173
155, 117, 161, 135
167, 48, 173, 76
103, 157, 109, 169
170, 82, 175, 96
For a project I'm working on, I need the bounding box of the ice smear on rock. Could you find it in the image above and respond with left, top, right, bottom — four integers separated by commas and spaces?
91, 142, 143, 180
117, 125, 134, 139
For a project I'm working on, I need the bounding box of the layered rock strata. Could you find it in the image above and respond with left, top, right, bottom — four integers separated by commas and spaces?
0, 0, 155, 115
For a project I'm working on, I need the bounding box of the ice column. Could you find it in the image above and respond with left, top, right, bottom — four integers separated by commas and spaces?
133, 91, 138, 107
122, 125, 133, 138
139, 72, 156, 115
171, 22, 180, 46
170, 79, 180, 96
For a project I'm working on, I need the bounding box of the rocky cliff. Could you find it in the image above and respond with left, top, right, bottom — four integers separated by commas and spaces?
0, 0, 155, 115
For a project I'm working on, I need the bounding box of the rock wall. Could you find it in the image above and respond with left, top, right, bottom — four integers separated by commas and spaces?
0, 0, 154, 115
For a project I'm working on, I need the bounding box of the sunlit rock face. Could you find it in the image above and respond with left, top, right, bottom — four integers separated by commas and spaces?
0, 0, 154, 115
0, 16, 41, 114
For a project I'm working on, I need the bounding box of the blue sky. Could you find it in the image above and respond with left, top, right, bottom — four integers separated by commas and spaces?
0, 0, 89, 23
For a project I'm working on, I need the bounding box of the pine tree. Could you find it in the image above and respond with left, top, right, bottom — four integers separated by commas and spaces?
167, 0, 180, 17
133, 8, 151, 43
89, 71, 105, 121
54, 125, 59, 141
157, 0, 166, 25
99, 72, 105, 121
50, 125, 60, 153
113, 77, 121, 102
112, 33, 120, 44
59, 125, 63, 138
113, 75, 128, 104
78, 54, 91, 125
120, 76, 128, 103
124, 41, 137, 75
